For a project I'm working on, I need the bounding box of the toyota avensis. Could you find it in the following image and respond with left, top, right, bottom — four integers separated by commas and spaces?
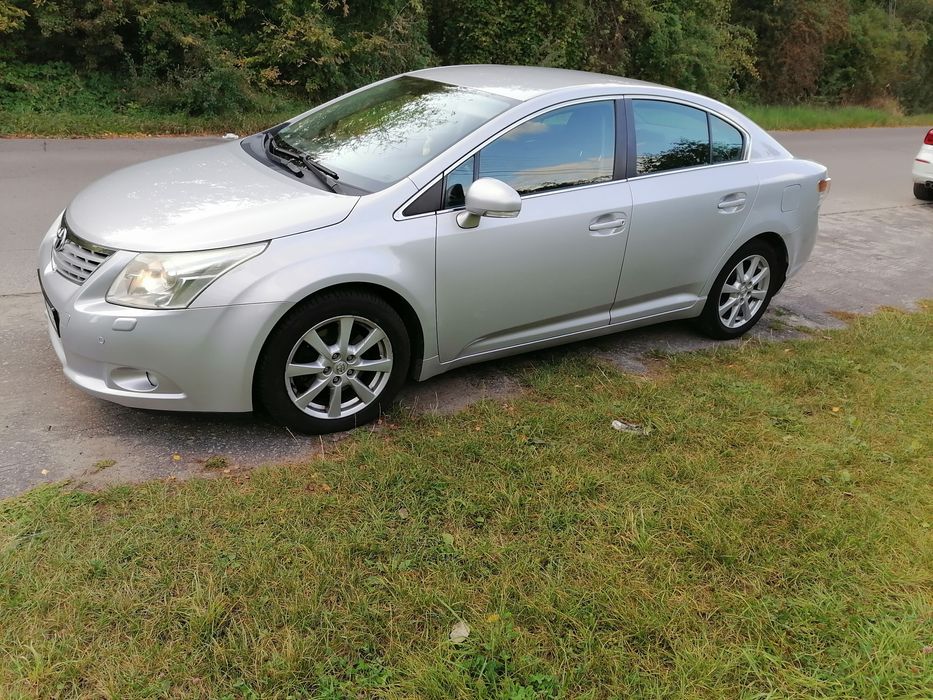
38, 65, 830, 433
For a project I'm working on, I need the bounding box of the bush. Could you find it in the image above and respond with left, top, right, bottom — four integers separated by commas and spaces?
0, 0, 930, 116
0, 61, 128, 113
136, 54, 258, 116
821, 5, 927, 105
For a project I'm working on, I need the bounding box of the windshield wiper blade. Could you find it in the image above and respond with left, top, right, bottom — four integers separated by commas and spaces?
297, 155, 340, 191
298, 153, 339, 181
266, 132, 340, 192
263, 132, 306, 178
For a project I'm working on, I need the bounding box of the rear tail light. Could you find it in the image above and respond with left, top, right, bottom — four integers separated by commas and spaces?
818, 177, 831, 204
925, 128, 933, 145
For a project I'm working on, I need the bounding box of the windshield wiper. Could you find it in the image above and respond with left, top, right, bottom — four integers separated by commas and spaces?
265, 132, 340, 193
263, 132, 306, 178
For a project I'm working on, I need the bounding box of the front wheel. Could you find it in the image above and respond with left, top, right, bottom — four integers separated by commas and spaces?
255, 291, 410, 433
695, 240, 781, 340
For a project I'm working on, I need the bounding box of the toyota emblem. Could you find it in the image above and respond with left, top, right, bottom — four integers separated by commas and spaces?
54, 226, 67, 251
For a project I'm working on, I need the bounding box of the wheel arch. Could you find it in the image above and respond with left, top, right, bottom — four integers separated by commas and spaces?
749, 231, 789, 291
701, 229, 791, 301
326, 282, 427, 379
251, 281, 427, 408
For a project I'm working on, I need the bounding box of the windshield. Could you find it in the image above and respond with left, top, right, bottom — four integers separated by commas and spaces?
274, 76, 518, 192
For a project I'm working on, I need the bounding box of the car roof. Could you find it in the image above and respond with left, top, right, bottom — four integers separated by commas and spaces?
407, 64, 662, 101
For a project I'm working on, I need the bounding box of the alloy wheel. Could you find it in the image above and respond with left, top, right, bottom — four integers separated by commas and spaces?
718, 254, 770, 329
284, 315, 393, 419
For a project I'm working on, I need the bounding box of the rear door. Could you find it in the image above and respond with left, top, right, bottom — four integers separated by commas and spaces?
613, 98, 759, 322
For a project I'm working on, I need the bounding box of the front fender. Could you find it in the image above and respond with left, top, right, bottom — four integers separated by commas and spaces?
193, 215, 438, 363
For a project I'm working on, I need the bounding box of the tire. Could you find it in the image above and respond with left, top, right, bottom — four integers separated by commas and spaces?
255, 290, 410, 434
695, 239, 782, 340
914, 183, 933, 201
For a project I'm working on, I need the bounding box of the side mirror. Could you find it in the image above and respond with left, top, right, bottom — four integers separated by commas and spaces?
457, 178, 522, 229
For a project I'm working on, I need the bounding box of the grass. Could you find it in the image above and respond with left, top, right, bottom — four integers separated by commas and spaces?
4, 103, 930, 138
0, 104, 307, 138
1, 305, 931, 698
0, 93, 933, 138
741, 103, 933, 131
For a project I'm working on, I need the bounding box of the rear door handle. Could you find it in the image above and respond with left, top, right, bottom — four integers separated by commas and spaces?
589, 213, 627, 234
718, 193, 747, 211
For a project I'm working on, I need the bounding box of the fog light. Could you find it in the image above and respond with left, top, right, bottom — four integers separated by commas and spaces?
110, 367, 159, 393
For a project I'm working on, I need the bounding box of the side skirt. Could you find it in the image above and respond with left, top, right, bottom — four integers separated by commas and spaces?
416, 301, 704, 381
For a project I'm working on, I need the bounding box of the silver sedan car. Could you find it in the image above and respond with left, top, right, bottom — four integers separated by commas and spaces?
38, 65, 829, 433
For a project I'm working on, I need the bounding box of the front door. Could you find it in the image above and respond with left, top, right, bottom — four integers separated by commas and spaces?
435, 99, 632, 363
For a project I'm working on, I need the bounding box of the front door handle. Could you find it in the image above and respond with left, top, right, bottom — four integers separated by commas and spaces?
589, 213, 627, 234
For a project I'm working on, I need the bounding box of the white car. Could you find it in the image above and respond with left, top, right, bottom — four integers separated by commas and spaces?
913, 128, 933, 201
38, 65, 829, 433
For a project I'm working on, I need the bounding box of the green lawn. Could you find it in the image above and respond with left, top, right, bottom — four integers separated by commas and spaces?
1, 306, 931, 698
740, 104, 933, 131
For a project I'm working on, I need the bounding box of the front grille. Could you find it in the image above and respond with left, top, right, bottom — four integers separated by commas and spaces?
52, 226, 114, 285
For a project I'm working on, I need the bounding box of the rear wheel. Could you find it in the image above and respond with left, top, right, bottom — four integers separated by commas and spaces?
256, 291, 410, 433
914, 183, 933, 201
695, 240, 781, 340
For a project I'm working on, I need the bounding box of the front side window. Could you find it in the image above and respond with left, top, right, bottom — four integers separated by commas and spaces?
632, 100, 710, 175
275, 76, 517, 192
477, 101, 615, 196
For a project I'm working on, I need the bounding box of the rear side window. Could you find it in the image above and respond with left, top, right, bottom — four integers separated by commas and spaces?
477, 101, 615, 195
710, 114, 744, 163
632, 100, 745, 175
632, 100, 709, 174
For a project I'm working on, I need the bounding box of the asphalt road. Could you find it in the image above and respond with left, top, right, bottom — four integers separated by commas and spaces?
1, 127, 931, 496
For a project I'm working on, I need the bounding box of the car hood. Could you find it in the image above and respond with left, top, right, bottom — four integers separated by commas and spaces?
66, 141, 359, 252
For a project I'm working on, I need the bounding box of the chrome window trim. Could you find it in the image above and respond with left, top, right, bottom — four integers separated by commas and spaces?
394, 94, 624, 220
625, 158, 751, 183
626, 95, 750, 181
396, 175, 632, 221
394, 92, 753, 219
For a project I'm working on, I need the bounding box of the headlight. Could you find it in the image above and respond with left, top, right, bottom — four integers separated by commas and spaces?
106, 243, 267, 309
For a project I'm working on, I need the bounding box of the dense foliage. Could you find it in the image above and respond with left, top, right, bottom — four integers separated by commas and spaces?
0, 0, 930, 116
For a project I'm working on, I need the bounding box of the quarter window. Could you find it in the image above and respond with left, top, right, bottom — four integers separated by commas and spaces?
710, 114, 744, 163
632, 100, 710, 175
444, 156, 475, 208
477, 101, 615, 196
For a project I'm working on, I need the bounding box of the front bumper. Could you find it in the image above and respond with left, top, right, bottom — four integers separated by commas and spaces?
38, 220, 286, 412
